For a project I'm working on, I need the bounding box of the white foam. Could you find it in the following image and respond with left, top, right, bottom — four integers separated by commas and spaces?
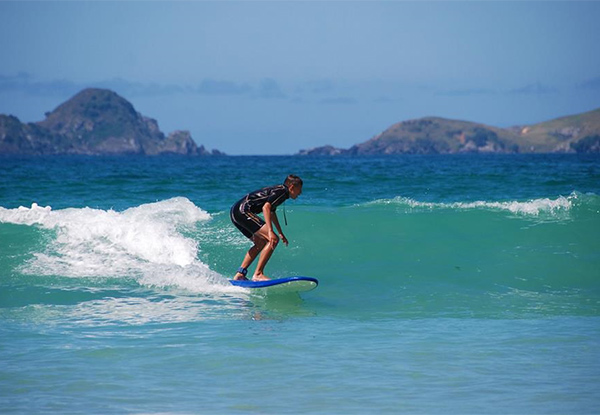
0, 198, 239, 294
368, 193, 576, 216
453, 196, 573, 215
63, 295, 246, 326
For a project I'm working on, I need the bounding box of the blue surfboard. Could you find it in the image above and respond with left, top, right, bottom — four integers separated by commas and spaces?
229, 276, 318, 294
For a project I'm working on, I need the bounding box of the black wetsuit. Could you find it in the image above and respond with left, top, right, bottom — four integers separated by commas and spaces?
230, 184, 289, 239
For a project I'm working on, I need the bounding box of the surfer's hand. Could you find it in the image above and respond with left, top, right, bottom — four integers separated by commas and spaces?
268, 230, 279, 248
280, 233, 288, 246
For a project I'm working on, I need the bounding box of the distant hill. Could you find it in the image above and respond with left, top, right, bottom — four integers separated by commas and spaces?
508, 108, 600, 153
298, 108, 600, 155
0, 88, 223, 156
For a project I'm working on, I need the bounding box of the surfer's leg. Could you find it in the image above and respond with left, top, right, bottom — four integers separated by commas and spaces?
233, 238, 267, 280
252, 227, 278, 281
233, 238, 266, 280
231, 204, 267, 280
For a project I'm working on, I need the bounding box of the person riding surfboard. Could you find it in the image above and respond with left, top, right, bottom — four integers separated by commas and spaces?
230, 175, 303, 281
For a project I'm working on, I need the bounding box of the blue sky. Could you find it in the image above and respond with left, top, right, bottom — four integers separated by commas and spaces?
1, 1, 599, 155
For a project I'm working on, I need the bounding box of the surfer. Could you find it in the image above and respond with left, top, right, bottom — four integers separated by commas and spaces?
230, 175, 303, 281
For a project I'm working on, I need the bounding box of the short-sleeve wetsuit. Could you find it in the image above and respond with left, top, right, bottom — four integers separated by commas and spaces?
230, 184, 289, 239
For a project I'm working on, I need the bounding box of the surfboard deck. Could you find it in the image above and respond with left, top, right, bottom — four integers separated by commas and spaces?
229, 276, 318, 294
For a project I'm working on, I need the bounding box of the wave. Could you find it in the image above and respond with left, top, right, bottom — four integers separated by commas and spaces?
2, 193, 598, 320
0, 198, 239, 294
2, 192, 598, 302
365, 191, 598, 217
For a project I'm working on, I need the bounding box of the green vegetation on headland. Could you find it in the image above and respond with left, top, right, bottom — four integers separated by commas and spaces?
299, 108, 600, 155
0, 88, 223, 156
1, 88, 599, 155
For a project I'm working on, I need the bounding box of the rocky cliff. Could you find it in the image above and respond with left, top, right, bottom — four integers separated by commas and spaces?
0, 88, 223, 156
299, 108, 600, 155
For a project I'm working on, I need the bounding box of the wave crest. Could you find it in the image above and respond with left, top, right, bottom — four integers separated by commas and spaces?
366, 192, 596, 216
0, 198, 234, 293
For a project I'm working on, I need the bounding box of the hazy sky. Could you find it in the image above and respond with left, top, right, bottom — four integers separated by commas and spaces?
1, 1, 599, 155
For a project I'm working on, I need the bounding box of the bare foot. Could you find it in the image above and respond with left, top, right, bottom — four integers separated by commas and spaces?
252, 274, 270, 281
233, 273, 248, 281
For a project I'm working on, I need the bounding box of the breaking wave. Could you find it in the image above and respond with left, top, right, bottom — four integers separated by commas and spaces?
0, 197, 238, 294
365, 191, 597, 217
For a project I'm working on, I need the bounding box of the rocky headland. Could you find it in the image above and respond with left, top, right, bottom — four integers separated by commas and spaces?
0, 88, 223, 156
299, 108, 600, 155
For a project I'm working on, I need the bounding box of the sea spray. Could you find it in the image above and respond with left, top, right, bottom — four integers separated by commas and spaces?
0, 197, 238, 293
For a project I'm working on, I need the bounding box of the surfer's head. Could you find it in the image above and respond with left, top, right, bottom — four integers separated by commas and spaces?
284, 175, 303, 199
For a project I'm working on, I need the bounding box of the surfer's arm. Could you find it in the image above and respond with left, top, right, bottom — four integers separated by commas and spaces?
262, 203, 288, 247
262, 203, 279, 248
271, 210, 288, 246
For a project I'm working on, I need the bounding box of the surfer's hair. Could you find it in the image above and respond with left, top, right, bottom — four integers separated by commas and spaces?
284, 174, 303, 188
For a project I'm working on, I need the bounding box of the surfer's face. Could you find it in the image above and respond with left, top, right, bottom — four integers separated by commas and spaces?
289, 183, 302, 199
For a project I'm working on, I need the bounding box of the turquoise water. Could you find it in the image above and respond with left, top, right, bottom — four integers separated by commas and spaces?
1, 154, 599, 414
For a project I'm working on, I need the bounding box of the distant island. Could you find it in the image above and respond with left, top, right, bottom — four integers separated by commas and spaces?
299, 108, 600, 155
2, 87, 599, 156
0, 88, 223, 156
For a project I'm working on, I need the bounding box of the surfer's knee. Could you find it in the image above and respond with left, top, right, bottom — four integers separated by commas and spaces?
261, 236, 278, 254
252, 235, 267, 250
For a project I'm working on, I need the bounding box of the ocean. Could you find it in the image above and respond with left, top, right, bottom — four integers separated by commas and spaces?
1, 154, 599, 414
